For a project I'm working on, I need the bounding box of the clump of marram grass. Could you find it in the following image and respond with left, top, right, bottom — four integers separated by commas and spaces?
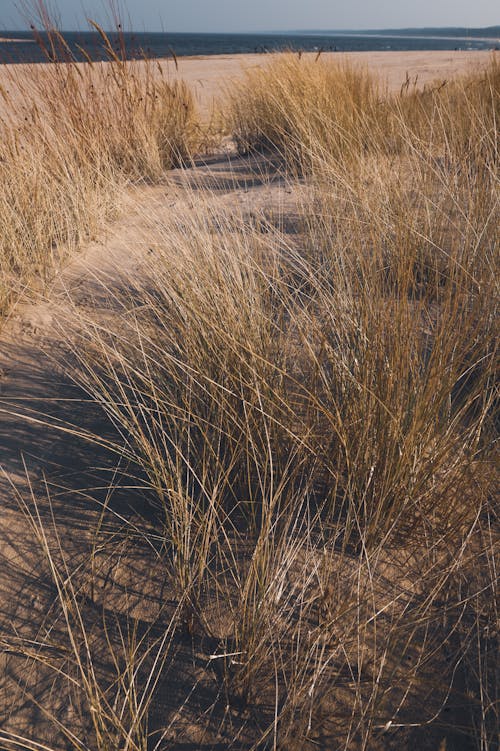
3, 211, 498, 748
0, 18, 201, 320
225, 53, 384, 173
226, 51, 499, 177
394, 53, 499, 167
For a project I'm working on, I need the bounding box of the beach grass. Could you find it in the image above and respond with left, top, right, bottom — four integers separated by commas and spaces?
226, 51, 499, 174
0, 35, 498, 751
0, 22, 201, 320
41, 55, 497, 749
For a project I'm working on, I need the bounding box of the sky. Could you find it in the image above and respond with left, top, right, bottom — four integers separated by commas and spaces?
2, 0, 499, 32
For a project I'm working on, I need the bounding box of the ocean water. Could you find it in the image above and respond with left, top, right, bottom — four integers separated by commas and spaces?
0, 30, 498, 65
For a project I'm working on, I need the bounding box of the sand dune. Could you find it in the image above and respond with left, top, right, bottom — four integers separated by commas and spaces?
0, 49, 492, 115
0, 49, 497, 750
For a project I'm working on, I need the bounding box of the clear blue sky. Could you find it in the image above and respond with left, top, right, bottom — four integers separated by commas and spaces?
2, 0, 499, 32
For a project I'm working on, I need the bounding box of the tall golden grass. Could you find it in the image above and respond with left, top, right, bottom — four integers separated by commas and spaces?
1, 51, 498, 751
0, 22, 201, 319
227, 52, 499, 175
63, 55, 497, 746
226, 54, 382, 172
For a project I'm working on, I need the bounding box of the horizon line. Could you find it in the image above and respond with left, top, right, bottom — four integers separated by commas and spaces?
1, 23, 499, 35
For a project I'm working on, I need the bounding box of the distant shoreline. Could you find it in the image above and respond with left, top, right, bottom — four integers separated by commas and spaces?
0, 37, 33, 43
299, 32, 500, 43
0, 31, 496, 66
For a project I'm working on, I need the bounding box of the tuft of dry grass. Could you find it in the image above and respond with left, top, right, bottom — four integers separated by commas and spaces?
226, 51, 499, 178
225, 53, 383, 173
67, 168, 497, 747
0, 19, 201, 320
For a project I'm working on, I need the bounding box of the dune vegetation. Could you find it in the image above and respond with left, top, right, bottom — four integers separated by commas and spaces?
0, 19, 200, 319
0, 18, 497, 751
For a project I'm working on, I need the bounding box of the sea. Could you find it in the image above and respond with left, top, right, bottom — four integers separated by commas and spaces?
0, 29, 499, 65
